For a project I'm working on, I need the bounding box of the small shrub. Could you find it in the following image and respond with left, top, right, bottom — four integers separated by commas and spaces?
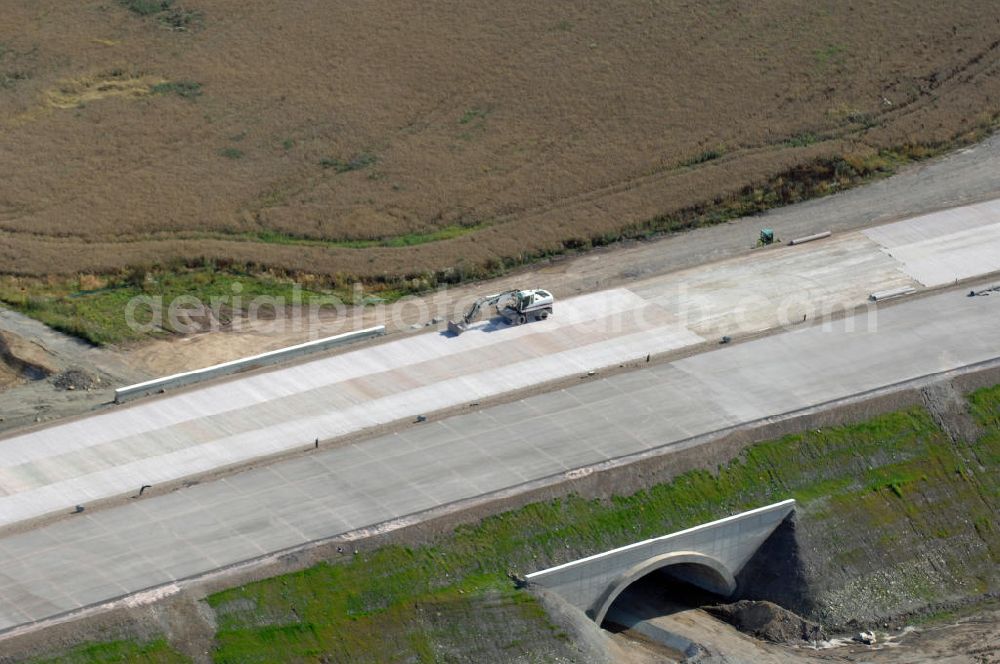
120, 0, 201, 31
124, 266, 149, 289
785, 132, 819, 148
119, 0, 173, 16
319, 152, 376, 172
814, 43, 845, 66
459, 108, 489, 124
152, 80, 202, 98
0, 70, 28, 89
160, 8, 202, 30
683, 149, 723, 166
218, 147, 244, 159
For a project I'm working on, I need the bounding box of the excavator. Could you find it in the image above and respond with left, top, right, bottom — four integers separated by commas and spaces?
447, 289, 554, 335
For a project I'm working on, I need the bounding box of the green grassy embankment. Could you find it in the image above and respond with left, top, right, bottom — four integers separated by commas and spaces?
29, 386, 1000, 662
31, 639, 189, 664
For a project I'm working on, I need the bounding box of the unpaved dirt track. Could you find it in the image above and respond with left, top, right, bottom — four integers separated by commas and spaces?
0, 308, 143, 433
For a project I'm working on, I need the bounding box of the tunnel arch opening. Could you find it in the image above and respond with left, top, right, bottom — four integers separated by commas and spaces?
592, 551, 736, 626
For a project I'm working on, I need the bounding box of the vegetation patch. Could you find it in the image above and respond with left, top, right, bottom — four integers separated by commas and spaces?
151, 81, 202, 99
31, 638, 188, 663
682, 148, 724, 166
458, 107, 490, 125
119, 0, 202, 31
119, 0, 174, 17
159, 7, 203, 31
814, 43, 846, 67
0, 267, 350, 345
783, 131, 820, 148
970, 383, 1000, 432
0, 70, 29, 90
319, 152, 377, 173
238, 222, 489, 249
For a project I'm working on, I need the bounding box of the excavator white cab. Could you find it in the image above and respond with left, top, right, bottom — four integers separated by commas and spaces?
448, 289, 554, 335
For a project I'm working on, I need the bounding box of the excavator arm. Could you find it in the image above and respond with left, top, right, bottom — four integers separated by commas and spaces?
447, 290, 518, 335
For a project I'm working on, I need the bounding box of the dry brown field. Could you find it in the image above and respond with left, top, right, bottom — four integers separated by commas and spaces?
2, 0, 999, 280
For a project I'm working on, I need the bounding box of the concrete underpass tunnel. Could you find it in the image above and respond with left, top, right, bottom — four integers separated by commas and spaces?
594, 551, 737, 628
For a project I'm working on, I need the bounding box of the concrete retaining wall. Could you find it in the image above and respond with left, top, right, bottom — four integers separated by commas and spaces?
114, 326, 385, 403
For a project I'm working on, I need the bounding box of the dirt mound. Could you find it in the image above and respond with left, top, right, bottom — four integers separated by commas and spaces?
705, 600, 825, 644
52, 368, 100, 391
0, 330, 55, 388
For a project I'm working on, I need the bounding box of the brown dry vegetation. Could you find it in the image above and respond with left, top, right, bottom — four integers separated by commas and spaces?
1, 0, 999, 281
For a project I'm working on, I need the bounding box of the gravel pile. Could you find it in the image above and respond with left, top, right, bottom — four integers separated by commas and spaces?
52, 369, 101, 391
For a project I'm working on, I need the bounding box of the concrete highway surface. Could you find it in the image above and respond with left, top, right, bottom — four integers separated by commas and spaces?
2, 199, 1000, 529
0, 287, 998, 633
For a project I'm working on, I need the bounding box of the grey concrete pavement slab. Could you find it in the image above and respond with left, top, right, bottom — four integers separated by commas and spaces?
453, 453, 529, 489
61, 569, 130, 608
411, 472, 485, 507
518, 389, 586, 416
274, 509, 348, 544
561, 377, 627, 404
268, 459, 334, 485
395, 422, 466, 451
142, 544, 210, 582
0, 530, 61, 559
436, 409, 505, 439
188, 532, 266, 569
1, 586, 71, 625
863, 198, 1000, 287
